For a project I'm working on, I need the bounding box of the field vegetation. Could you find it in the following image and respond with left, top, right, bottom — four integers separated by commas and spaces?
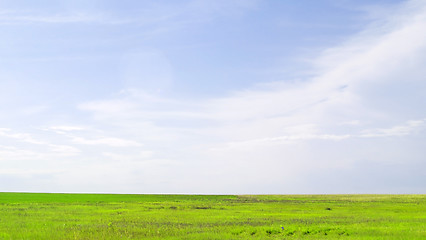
0, 193, 424, 239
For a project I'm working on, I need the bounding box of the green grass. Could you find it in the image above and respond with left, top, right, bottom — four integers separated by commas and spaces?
0, 193, 424, 239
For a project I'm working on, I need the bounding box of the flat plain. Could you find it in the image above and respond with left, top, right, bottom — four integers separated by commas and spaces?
0, 193, 424, 239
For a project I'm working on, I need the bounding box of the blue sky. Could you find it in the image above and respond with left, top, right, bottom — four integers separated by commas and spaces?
0, 0, 425, 193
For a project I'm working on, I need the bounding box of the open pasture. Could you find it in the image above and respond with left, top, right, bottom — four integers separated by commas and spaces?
0, 193, 424, 239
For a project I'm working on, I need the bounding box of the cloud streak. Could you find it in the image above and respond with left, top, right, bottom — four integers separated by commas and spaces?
360, 119, 426, 138
0, 10, 106, 24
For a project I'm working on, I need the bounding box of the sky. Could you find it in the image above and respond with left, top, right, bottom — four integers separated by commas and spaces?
0, 0, 425, 194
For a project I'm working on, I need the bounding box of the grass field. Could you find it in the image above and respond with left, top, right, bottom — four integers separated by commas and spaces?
0, 193, 424, 239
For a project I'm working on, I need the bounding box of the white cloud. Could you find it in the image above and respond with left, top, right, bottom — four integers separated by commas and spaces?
74, 0, 426, 193
361, 119, 426, 138
1, 0, 425, 193
0, 128, 81, 161
70, 136, 143, 147
102, 151, 154, 161
44, 125, 89, 135
340, 120, 361, 126
49, 126, 87, 132
226, 134, 352, 148
0, 128, 48, 145
0, 143, 80, 161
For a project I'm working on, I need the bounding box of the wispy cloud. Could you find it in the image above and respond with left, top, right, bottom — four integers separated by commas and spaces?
225, 134, 352, 148
0, 0, 259, 26
0, 128, 48, 145
361, 119, 426, 138
72, 0, 426, 193
48, 125, 87, 133
70, 136, 143, 147
0, 129, 81, 160
42, 125, 144, 147
1, 0, 425, 193
0, 10, 105, 24
220, 118, 426, 149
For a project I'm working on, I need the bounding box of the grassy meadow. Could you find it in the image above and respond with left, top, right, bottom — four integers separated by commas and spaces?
0, 193, 424, 239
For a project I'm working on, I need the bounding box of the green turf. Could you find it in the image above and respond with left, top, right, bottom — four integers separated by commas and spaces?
0, 193, 424, 239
